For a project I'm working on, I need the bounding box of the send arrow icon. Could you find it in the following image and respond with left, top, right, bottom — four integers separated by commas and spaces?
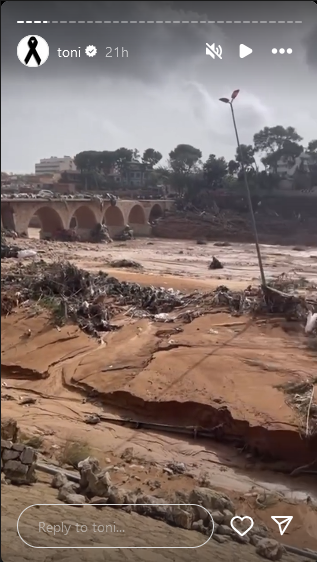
239, 44, 253, 58
271, 516, 293, 536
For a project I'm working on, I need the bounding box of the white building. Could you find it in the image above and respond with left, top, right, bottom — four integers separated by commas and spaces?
273, 152, 312, 178
35, 156, 76, 175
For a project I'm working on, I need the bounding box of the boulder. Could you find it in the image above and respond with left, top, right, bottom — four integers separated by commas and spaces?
1, 418, 18, 442
189, 487, 235, 521
250, 534, 264, 547
255, 539, 286, 561
57, 481, 79, 501
217, 524, 234, 537
213, 534, 228, 544
135, 494, 167, 519
108, 487, 131, 508
166, 505, 193, 530
51, 472, 69, 490
222, 509, 234, 526
211, 510, 225, 524
251, 524, 269, 538
85, 469, 112, 497
64, 493, 86, 505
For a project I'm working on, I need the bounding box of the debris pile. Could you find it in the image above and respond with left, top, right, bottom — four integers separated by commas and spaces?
90, 223, 113, 244
113, 225, 134, 241
110, 259, 143, 270
1, 261, 316, 338
208, 256, 223, 270
1, 229, 21, 258
54, 229, 81, 242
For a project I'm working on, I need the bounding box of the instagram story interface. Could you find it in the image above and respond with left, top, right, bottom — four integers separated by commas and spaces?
1, 2, 317, 562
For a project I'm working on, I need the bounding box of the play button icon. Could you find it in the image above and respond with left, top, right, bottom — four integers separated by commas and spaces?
239, 44, 253, 58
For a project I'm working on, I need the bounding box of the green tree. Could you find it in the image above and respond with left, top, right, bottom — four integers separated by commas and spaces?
203, 154, 228, 189
169, 144, 202, 174
253, 126, 303, 173
307, 139, 317, 163
235, 144, 255, 171
228, 159, 240, 176
99, 151, 116, 175
142, 148, 163, 168
74, 151, 100, 173
113, 147, 133, 172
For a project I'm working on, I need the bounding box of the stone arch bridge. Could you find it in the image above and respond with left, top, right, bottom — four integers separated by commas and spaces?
1, 199, 173, 239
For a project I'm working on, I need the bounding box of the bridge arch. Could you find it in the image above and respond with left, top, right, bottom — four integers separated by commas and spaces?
149, 203, 163, 222
1, 204, 16, 231
69, 205, 98, 230
27, 206, 64, 239
128, 204, 146, 225
103, 205, 125, 227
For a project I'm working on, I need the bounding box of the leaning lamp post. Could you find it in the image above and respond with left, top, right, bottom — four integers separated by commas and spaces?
219, 90, 266, 287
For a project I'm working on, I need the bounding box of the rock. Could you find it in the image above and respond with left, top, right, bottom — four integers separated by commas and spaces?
213, 534, 228, 544
19, 396, 37, 405
135, 494, 167, 519
21, 446, 36, 465
2, 448, 20, 461
250, 534, 264, 547
3, 459, 28, 474
89, 497, 108, 507
189, 487, 235, 520
120, 447, 134, 463
251, 524, 269, 538
222, 509, 234, 526
26, 464, 37, 484
232, 533, 250, 544
211, 510, 225, 524
146, 479, 161, 491
162, 467, 173, 475
166, 461, 186, 474
64, 493, 86, 505
84, 414, 100, 425
78, 456, 100, 473
196, 239, 207, 245
214, 241, 232, 247
166, 505, 193, 529
57, 482, 79, 501
208, 256, 223, 270
51, 472, 69, 489
3, 459, 31, 484
217, 525, 234, 537
192, 519, 207, 534
85, 469, 112, 497
1, 439, 12, 450
255, 539, 286, 561
1, 418, 18, 442
108, 487, 130, 508
12, 443, 25, 452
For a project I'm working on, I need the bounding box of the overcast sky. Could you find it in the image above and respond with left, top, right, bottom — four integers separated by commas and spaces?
1, 1, 317, 173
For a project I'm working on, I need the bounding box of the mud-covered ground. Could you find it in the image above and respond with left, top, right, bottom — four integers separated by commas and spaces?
1, 236, 317, 555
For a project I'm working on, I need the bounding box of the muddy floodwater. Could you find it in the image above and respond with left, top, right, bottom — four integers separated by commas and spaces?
2, 235, 317, 553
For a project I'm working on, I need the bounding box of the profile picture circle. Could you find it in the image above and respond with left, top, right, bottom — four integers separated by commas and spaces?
17, 35, 49, 67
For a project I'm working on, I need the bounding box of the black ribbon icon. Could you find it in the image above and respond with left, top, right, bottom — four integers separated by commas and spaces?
24, 36, 41, 66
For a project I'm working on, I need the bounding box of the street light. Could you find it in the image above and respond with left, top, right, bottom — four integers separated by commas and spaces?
219, 90, 266, 287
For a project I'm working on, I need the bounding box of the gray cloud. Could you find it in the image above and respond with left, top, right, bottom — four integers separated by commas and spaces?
1, 1, 317, 173
302, 23, 317, 68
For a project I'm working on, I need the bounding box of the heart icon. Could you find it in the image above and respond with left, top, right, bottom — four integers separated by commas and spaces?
230, 516, 254, 537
